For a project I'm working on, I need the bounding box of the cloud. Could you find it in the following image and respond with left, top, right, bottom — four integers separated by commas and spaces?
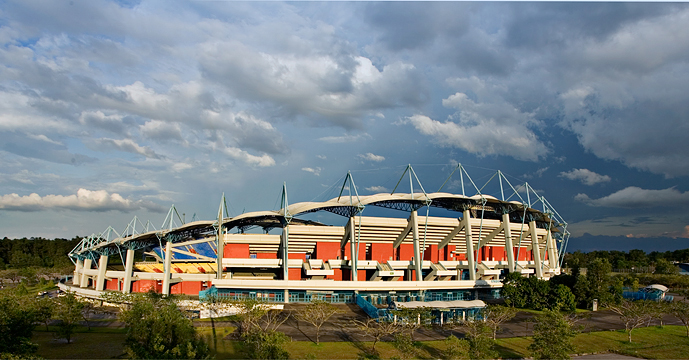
358, 153, 385, 162
0, 188, 165, 212
91, 138, 162, 159
365, 185, 389, 193
575, 186, 689, 208
140, 120, 184, 142
222, 147, 275, 167
318, 133, 371, 143
301, 167, 321, 176
559, 168, 611, 185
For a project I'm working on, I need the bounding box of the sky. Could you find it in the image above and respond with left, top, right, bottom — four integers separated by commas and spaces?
1, 1, 688, 253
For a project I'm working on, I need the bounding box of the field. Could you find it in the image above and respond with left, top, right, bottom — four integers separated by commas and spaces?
33, 325, 689, 359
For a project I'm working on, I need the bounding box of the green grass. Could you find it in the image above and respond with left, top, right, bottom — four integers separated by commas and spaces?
30, 323, 689, 359
33, 326, 127, 359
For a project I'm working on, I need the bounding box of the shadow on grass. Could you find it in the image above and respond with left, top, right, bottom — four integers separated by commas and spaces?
494, 343, 525, 360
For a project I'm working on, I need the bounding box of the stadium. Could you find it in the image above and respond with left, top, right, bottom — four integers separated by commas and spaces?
61, 165, 569, 306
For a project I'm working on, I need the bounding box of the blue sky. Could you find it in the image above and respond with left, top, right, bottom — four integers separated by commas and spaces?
1, 1, 688, 252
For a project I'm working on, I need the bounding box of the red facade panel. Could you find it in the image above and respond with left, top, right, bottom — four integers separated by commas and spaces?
423, 244, 439, 262
442, 245, 456, 261
369, 243, 393, 263
224, 243, 250, 258
315, 242, 340, 260
344, 243, 366, 260
397, 243, 414, 261
256, 252, 277, 259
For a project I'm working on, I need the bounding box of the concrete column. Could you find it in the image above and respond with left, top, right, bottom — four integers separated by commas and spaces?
123, 249, 135, 294
349, 218, 357, 281
502, 213, 516, 272
80, 258, 92, 288
410, 210, 422, 281
463, 210, 476, 281
73, 258, 83, 286
284, 289, 289, 304
529, 221, 543, 279
162, 241, 172, 295
547, 230, 558, 270
96, 255, 108, 291
281, 226, 289, 280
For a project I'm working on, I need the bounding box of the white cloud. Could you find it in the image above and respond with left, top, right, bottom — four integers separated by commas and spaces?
0, 188, 165, 212
358, 153, 385, 162
365, 185, 389, 193
406, 111, 548, 162
318, 133, 371, 143
92, 138, 162, 159
559, 168, 611, 185
575, 186, 689, 208
301, 167, 321, 176
222, 147, 275, 167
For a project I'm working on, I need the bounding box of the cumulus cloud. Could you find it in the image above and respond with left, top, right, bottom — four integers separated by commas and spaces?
301, 167, 321, 176
91, 138, 162, 159
575, 186, 689, 208
366, 185, 389, 193
0, 188, 165, 212
222, 147, 275, 167
560, 168, 611, 185
358, 153, 385, 162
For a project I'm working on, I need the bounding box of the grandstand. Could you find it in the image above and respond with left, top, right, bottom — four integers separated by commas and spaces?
62, 165, 569, 303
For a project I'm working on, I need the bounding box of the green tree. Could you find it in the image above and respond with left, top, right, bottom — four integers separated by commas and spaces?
574, 258, 618, 308
352, 318, 403, 354
32, 296, 55, 332
500, 271, 526, 308
54, 292, 85, 344
654, 259, 679, 275
392, 307, 434, 341
242, 328, 290, 360
609, 300, 654, 343
295, 300, 339, 345
670, 301, 689, 337
442, 334, 468, 360
528, 309, 577, 360
119, 292, 209, 359
462, 320, 497, 360
549, 284, 576, 313
0, 290, 38, 355
484, 305, 517, 340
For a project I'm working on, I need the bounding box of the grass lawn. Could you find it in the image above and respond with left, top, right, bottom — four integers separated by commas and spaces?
33, 326, 127, 359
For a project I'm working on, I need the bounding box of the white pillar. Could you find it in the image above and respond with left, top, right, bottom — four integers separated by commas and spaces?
123, 249, 135, 294
547, 230, 558, 270
464, 210, 476, 281
529, 221, 544, 279
73, 258, 83, 286
349, 218, 358, 281
80, 258, 92, 288
282, 226, 289, 281
410, 210, 422, 281
96, 255, 108, 291
502, 213, 515, 272
162, 242, 172, 295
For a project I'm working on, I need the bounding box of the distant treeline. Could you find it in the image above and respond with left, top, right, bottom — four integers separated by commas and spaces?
0, 237, 82, 270
564, 248, 689, 270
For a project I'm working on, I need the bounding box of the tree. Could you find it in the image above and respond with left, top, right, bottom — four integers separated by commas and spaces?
442, 334, 468, 360
654, 259, 679, 275
670, 301, 689, 337
549, 284, 576, 313
352, 318, 403, 354
119, 292, 209, 359
501, 271, 526, 308
574, 258, 618, 308
242, 328, 290, 360
0, 290, 38, 355
608, 300, 654, 343
54, 291, 85, 344
462, 320, 497, 360
528, 309, 577, 360
32, 296, 55, 332
295, 300, 339, 345
484, 305, 517, 340
392, 306, 434, 341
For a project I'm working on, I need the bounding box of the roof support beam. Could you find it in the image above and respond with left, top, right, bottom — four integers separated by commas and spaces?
80, 258, 92, 288
349, 218, 358, 281
340, 217, 352, 249
95, 255, 108, 291
438, 218, 465, 250
73, 258, 83, 286
411, 210, 422, 281
477, 225, 502, 250
393, 215, 414, 249
529, 221, 543, 279
503, 213, 516, 273
547, 229, 558, 270
122, 249, 135, 294
464, 210, 476, 281
162, 241, 172, 296
171, 248, 215, 261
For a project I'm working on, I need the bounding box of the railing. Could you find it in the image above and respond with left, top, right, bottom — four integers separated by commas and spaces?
356, 294, 380, 319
